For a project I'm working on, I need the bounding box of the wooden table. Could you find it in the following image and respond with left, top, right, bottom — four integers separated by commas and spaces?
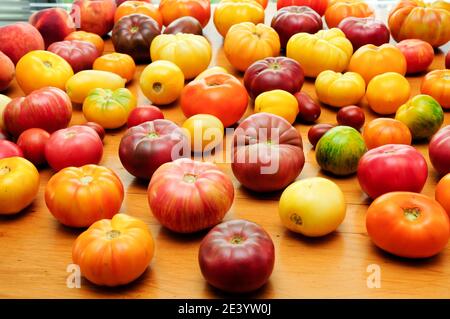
1, 3, 449, 299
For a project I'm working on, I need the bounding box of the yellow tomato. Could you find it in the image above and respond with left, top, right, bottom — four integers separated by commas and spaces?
213, 0, 265, 37
93, 53, 136, 83
254, 90, 298, 124
366, 72, 411, 115
0, 157, 39, 215
315, 70, 366, 107
182, 114, 224, 152
139, 60, 185, 105
150, 33, 212, 79
65, 70, 126, 104
83, 88, 137, 129
195, 66, 229, 80
224, 22, 280, 72
15, 50, 74, 94
0, 94, 12, 130
279, 177, 346, 237
286, 28, 353, 78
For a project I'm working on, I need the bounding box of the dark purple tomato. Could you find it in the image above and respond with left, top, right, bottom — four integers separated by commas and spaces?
294, 91, 321, 123
308, 123, 334, 148
336, 105, 365, 131
163, 16, 203, 35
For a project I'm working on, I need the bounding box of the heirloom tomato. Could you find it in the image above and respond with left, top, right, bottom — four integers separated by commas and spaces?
279, 177, 346, 237
325, 0, 374, 28
213, 0, 264, 37
366, 192, 450, 258
336, 105, 365, 130
277, 0, 329, 16
15, 50, 74, 94
182, 114, 224, 153
254, 90, 299, 124
308, 123, 334, 148
150, 33, 211, 79
338, 17, 390, 50
295, 91, 321, 123
348, 44, 406, 84
362, 118, 412, 149
65, 31, 105, 54
148, 158, 234, 233
195, 66, 229, 80
388, 0, 450, 47
429, 125, 450, 176
286, 28, 353, 78
72, 213, 154, 286
180, 73, 248, 127
83, 88, 137, 129
163, 16, 203, 35
47, 40, 99, 73
46, 165, 124, 227
396, 39, 434, 74
0, 140, 23, 159
0, 157, 39, 215
231, 113, 304, 192
420, 70, 450, 109
314, 71, 365, 107
115, 1, 163, 26
83, 122, 105, 141
198, 219, 275, 293
159, 0, 211, 27
17, 128, 50, 166
436, 174, 450, 216
127, 105, 164, 128
93, 53, 136, 83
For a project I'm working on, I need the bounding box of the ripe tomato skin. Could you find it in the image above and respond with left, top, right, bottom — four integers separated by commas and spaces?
127, 105, 164, 128
366, 192, 450, 258
420, 69, 450, 109
0, 140, 23, 160
308, 123, 334, 148
436, 174, 450, 216
159, 0, 211, 27
17, 128, 50, 166
93, 53, 136, 83
295, 91, 321, 123
429, 125, 450, 176
336, 105, 365, 130
396, 39, 434, 74
83, 122, 105, 141
362, 118, 412, 149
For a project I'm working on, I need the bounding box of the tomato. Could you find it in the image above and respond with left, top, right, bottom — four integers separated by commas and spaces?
72, 213, 154, 286
65, 31, 105, 54
93, 53, 136, 83
362, 118, 412, 149
396, 39, 434, 74
163, 16, 203, 35
65, 70, 126, 104
17, 128, 50, 166
308, 123, 334, 148
182, 114, 224, 153
429, 125, 450, 176
115, 1, 163, 26
277, 0, 329, 16
15, 50, 74, 94
127, 105, 164, 128
0, 157, 39, 215
45, 125, 103, 171
3, 87, 72, 138
316, 126, 367, 175
357, 144, 428, 199
213, 0, 264, 37
140, 60, 185, 105
287, 28, 353, 78
325, 0, 374, 28
180, 73, 249, 127
366, 192, 450, 258
420, 69, 450, 109
195, 66, 229, 80
224, 22, 280, 72
0, 129, 8, 141
148, 158, 234, 233
83, 122, 105, 141
0, 140, 23, 160
446, 50, 450, 68
0, 94, 12, 130
198, 219, 275, 293
395, 94, 444, 140
366, 72, 411, 115
337, 105, 365, 130
388, 0, 450, 47
119, 120, 189, 179
83, 88, 137, 129
436, 174, 450, 216
279, 177, 346, 237
295, 91, 321, 123
47, 40, 99, 73
231, 113, 305, 192
315, 71, 365, 107
159, 0, 211, 27
150, 33, 211, 79
254, 90, 299, 124
348, 44, 407, 84
338, 17, 390, 50
255, 0, 268, 8
45, 165, 124, 227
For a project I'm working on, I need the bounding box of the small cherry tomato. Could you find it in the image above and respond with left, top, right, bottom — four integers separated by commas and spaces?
308, 123, 334, 148
294, 91, 321, 123
337, 106, 365, 130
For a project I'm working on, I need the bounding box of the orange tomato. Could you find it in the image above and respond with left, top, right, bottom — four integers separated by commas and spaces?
65, 31, 105, 55
348, 44, 407, 84
93, 53, 136, 83
114, 1, 163, 26
362, 118, 412, 149
325, 0, 374, 28
436, 173, 450, 216
72, 213, 154, 286
159, 0, 211, 27
255, 0, 268, 8
420, 69, 450, 109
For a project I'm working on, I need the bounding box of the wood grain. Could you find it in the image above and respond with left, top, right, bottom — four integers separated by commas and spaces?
1, 3, 449, 298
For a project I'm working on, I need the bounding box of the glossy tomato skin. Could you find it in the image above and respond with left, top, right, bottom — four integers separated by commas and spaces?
277, 0, 329, 16
119, 119, 189, 179
244, 57, 304, 99
325, 0, 374, 29
295, 91, 321, 123
429, 125, 450, 176
308, 123, 334, 148
65, 31, 105, 55
396, 39, 434, 74
232, 113, 305, 192
362, 118, 412, 149
163, 16, 203, 35
254, 90, 299, 124
83, 122, 105, 141
420, 70, 450, 109
47, 40, 99, 73
148, 158, 234, 233
45, 125, 103, 171
271, 6, 323, 48
338, 17, 390, 51
17, 128, 50, 166
0, 140, 23, 159
127, 105, 164, 128
436, 173, 450, 216
358, 144, 428, 199
337, 106, 365, 130
198, 219, 275, 293
159, 0, 211, 27
114, 1, 163, 26
181, 73, 249, 127
93, 53, 136, 83
366, 192, 450, 258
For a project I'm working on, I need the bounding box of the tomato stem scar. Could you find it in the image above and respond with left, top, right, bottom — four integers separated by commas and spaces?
403, 207, 421, 221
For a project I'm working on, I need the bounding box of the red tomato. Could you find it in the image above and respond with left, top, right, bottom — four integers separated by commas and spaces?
148, 158, 234, 233
366, 192, 450, 258
358, 144, 428, 199
47, 40, 99, 73
198, 219, 275, 293
336, 105, 365, 131
429, 125, 450, 176
159, 0, 211, 27
338, 17, 390, 51
180, 73, 249, 127
396, 39, 434, 74
277, 0, 329, 16
295, 91, 321, 123
308, 123, 334, 148
127, 105, 164, 128
83, 122, 105, 141
0, 140, 23, 159
45, 125, 103, 171
17, 128, 50, 166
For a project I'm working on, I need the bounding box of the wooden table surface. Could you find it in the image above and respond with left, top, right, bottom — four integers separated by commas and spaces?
1, 2, 450, 299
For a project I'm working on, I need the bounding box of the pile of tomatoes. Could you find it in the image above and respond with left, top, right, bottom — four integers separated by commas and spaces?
1, 0, 450, 294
